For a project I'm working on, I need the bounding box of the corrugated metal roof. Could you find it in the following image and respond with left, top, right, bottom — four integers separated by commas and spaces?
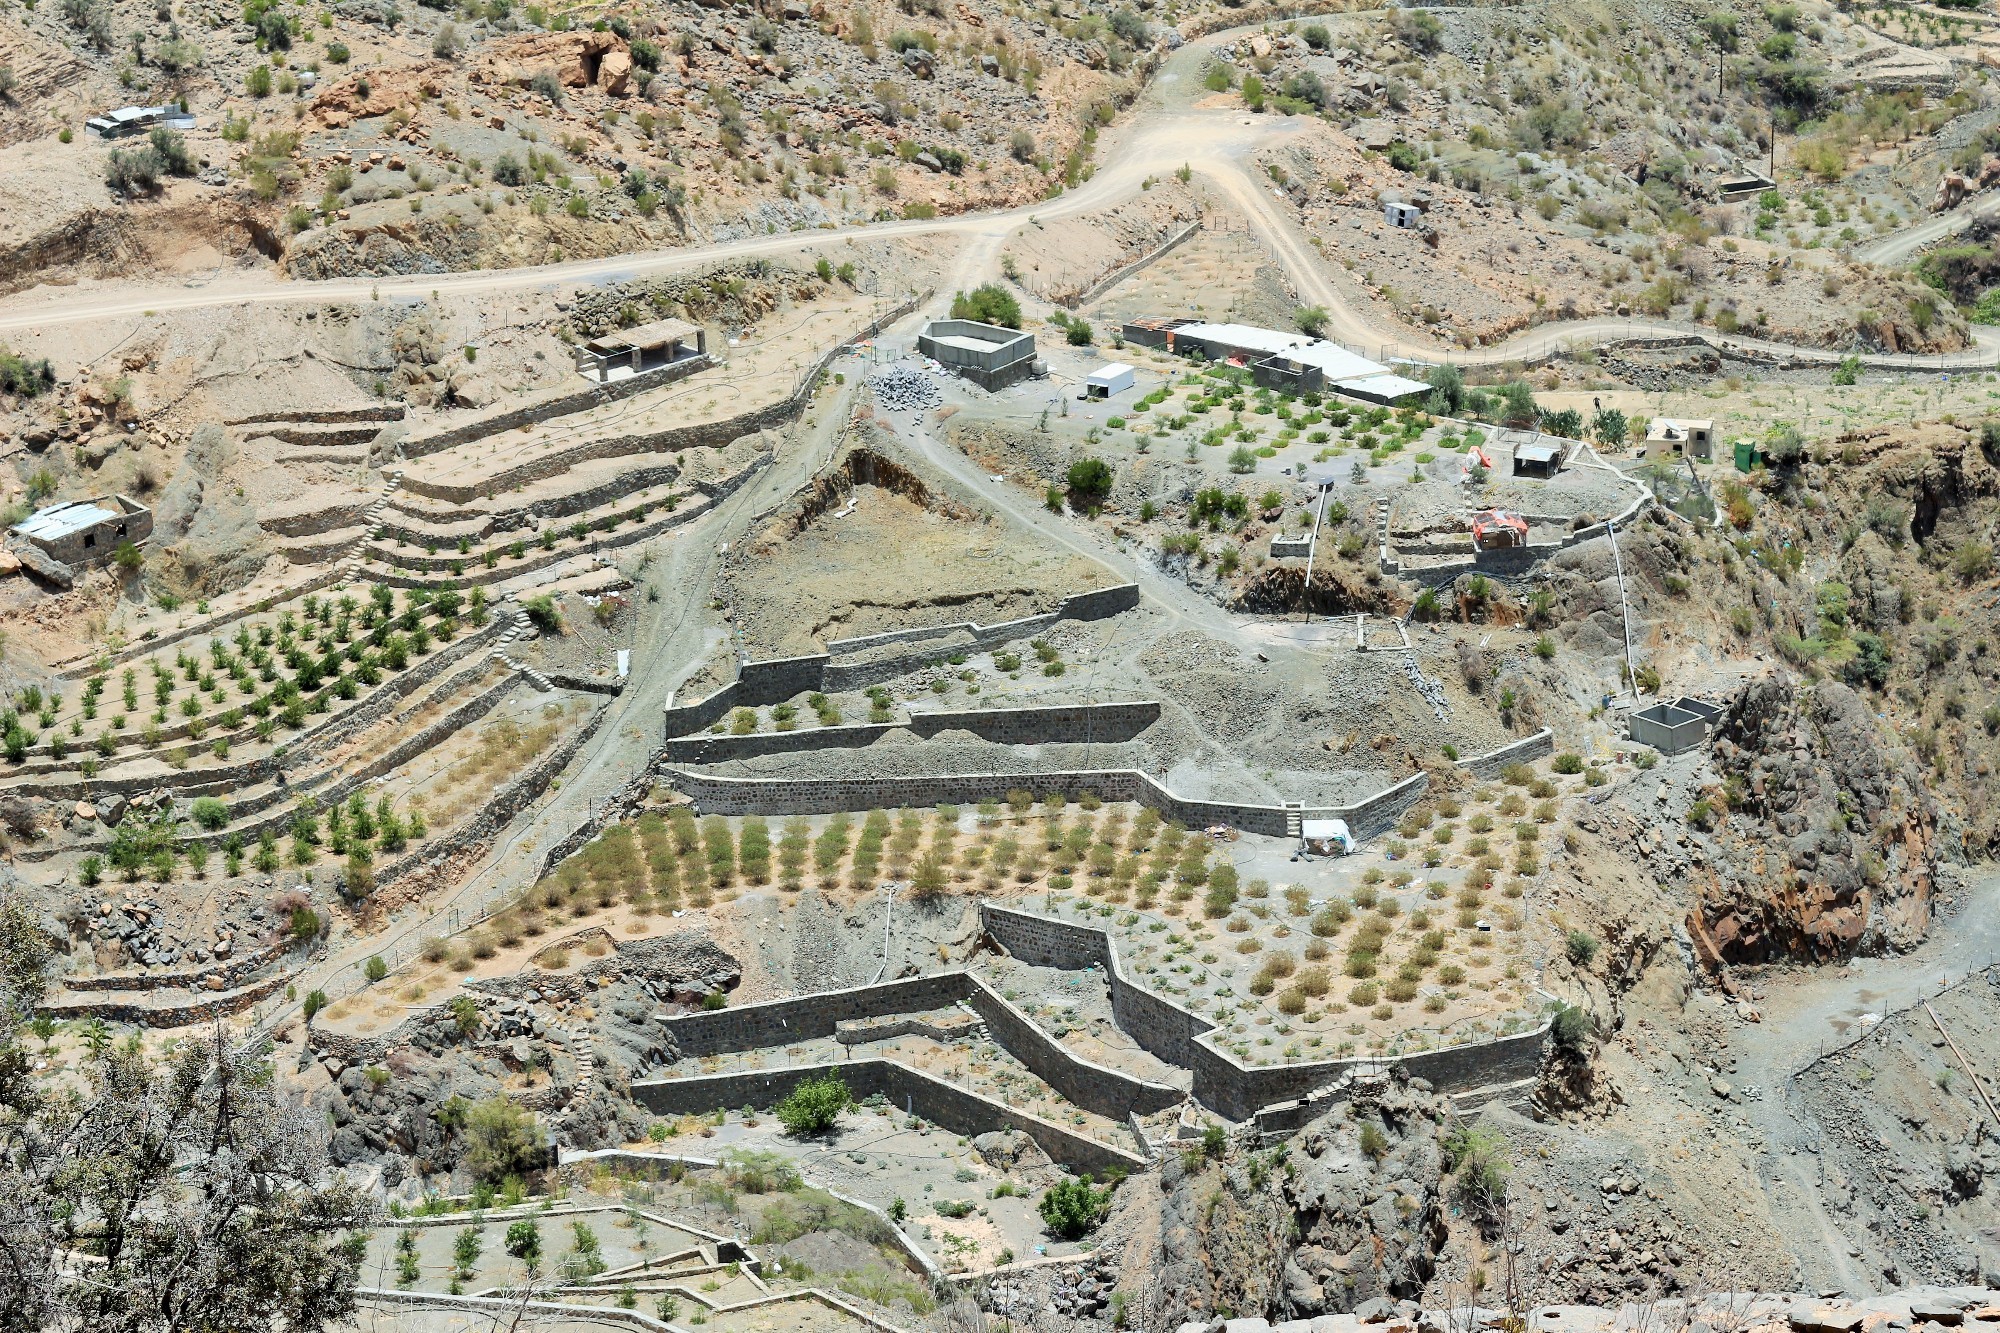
13, 501, 120, 541
1515, 441, 1564, 463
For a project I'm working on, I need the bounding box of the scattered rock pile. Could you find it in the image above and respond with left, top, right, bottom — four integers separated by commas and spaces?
870, 364, 942, 414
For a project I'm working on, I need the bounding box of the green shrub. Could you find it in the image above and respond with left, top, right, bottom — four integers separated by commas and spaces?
1066, 456, 1113, 502
1038, 1175, 1112, 1239
775, 1072, 852, 1136
949, 283, 1021, 329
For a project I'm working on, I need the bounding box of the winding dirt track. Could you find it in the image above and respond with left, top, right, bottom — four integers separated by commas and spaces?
3, 23, 1995, 369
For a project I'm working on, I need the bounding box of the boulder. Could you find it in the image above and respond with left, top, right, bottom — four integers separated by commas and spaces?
597, 47, 631, 95
1910, 1300, 1967, 1326
1789, 1307, 1864, 1333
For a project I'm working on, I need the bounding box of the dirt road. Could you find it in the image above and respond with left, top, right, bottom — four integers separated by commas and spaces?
3, 26, 1994, 372
1725, 872, 2000, 1290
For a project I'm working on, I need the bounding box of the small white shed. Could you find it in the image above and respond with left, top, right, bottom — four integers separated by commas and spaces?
1299, 818, 1354, 857
1384, 201, 1422, 229
1084, 362, 1135, 399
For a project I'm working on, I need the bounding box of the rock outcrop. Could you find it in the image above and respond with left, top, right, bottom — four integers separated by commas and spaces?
1690, 677, 1939, 964
1156, 1075, 1448, 1325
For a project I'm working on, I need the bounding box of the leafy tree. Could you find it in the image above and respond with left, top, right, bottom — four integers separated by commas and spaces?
1295, 305, 1328, 337
1540, 407, 1583, 440
774, 1073, 851, 1136
1563, 930, 1599, 966
1038, 1175, 1112, 1239
1426, 363, 1464, 416
1840, 630, 1891, 689
948, 283, 1021, 329
0, 349, 54, 397
189, 796, 229, 830
459, 1095, 545, 1184
0, 893, 375, 1330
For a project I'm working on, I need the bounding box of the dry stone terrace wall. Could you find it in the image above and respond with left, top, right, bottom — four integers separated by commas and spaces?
665, 766, 1431, 841
398, 354, 719, 463
375, 463, 688, 548
660, 584, 1142, 738
978, 904, 1552, 1122
665, 972, 968, 1056
658, 970, 1182, 1121
398, 292, 930, 504
1456, 728, 1554, 780
368, 464, 761, 591
632, 1059, 1148, 1177
6, 614, 514, 843
40, 969, 292, 1025
663, 701, 1161, 764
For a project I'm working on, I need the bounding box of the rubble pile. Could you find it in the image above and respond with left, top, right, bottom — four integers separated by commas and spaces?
869, 363, 943, 414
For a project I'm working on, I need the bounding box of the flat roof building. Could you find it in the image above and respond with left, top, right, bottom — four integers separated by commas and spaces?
1126, 315, 1428, 407
1646, 417, 1714, 461
574, 317, 709, 384
1336, 373, 1430, 405
11, 495, 151, 569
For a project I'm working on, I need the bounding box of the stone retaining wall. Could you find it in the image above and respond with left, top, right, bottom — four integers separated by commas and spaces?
1456, 728, 1555, 780
399, 292, 926, 503
663, 701, 1160, 764
979, 903, 1550, 1122
39, 967, 292, 1026
375, 464, 691, 550
664, 765, 1429, 841
658, 969, 1181, 1122
662, 585, 1142, 738
399, 354, 718, 463
663, 973, 967, 1056
259, 502, 372, 540
228, 405, 404, 426
631, 1058, 1147, 1177
63, 940, 285, 993
370, 699, 609, 894
1060, 220, 1203, 311
822, 583, 1140, 658
367, 474, 757, 593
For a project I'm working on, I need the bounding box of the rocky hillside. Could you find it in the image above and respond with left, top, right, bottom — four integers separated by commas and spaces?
0, 0, 1195, 287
